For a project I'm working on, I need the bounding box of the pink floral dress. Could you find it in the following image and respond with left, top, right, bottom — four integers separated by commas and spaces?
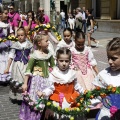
71, 46, 97, 90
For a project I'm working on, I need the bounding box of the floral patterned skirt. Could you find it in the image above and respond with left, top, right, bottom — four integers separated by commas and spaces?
0, 50, 11, 82
9, 61, 27, 100
19, 75, 50, 120
76, 67, 95, 90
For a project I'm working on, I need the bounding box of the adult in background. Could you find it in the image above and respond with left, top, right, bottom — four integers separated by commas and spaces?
55, 11, 61, 32
8, 4, 21, 35
38, 7, 50, 24
72, 9, 76, 19
86, 9, 99, 47
60, 9, 66, 29
22, 10, 36, 32
75, 7, 83, 32
82, 7, 87, 34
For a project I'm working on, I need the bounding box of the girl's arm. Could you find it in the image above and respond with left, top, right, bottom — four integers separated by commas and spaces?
22, 57, 35, 92
92, 65, 99, 75
4, 58, 13, 74
38, 74, 55, 97
22, 75, 29, 92
48, 32, 59, 44
24, 57, 35, 76
4, 48, 15, 74
88, 48, 98, 75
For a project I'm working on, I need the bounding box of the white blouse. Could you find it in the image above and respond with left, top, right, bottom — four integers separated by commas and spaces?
9, 40, 33, 59
43, 67, 84, 96
93, 67, 120, 87
0, 21, 13, 36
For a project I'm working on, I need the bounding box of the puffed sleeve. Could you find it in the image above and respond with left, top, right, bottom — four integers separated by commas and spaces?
74, 79, 84, 94
9, 48, 15, 59
25, 57, 35, 76
9, 25, 14, 33
88, 48, 97, 66
48, 32, 58, 43
42, 74, 55, 96
49, 55, 55, 68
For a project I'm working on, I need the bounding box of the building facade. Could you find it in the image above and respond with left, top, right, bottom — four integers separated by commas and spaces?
2, 0, 120, 20
67, 0, 120, 19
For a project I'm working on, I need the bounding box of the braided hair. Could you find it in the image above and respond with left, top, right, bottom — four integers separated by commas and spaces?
107, 37, 120, 54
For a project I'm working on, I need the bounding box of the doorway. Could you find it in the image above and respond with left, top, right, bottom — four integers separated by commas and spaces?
60, 1, 67, 16
96, 0, 101, 18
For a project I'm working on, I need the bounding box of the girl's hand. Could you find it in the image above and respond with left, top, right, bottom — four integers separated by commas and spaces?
37, 91, 45, 97
22, 83, 28, 92
28, 18, 32, 23
4, 69, 9, 74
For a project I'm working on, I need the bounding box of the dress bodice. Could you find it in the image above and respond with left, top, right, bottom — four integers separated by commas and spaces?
0, 22, 10, 38
50, 81, 79, 103
0, 22, 12, 50
72, 50, 90, 75
14, 49, 31, 64
25, 50, 55, 78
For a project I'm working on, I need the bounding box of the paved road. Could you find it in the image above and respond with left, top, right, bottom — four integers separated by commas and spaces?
0, 31, 120, 120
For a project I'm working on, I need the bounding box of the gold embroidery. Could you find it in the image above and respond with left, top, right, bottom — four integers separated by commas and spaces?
33, 67, 44, 76
33, 67, 42, 72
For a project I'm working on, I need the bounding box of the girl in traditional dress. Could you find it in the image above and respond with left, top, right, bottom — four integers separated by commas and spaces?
19, 31, 55, 120
70, 31, 102, 111
38, 47, 85, 120
0, 6, 13, 82
55, 28, 75, 52
70, 31, 98, 90
34, 16, 59, 55
93, 37, 120, 120
4, 28, 33, 101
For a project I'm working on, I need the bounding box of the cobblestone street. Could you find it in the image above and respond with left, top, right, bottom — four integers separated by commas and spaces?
0, 31, 120, 120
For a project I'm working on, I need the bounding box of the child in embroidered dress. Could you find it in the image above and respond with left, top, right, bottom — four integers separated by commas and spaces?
38, 47, 85, 120
55, 28, 75, 53
70, 31, 98, 91
0, 6, 13, 83
19, 31, 55, 120
34, 16, 59, 55
93, 37, 120, 120
4, 28, 33, 101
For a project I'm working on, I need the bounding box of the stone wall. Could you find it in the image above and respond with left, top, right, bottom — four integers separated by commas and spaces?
97, 20, 120, 33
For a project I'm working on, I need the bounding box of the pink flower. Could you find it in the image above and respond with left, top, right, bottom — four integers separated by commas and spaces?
22, 91, 28, 96
87, 63, 91, 68
59, 93, 64, 107
49, 67, 53, 72
34, 107, 37, 111
28, 56, 30, 60
110, 106, 118, 116
39, 104, 45, 109
24, 97, 29, 101
29, 102, 35, 106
